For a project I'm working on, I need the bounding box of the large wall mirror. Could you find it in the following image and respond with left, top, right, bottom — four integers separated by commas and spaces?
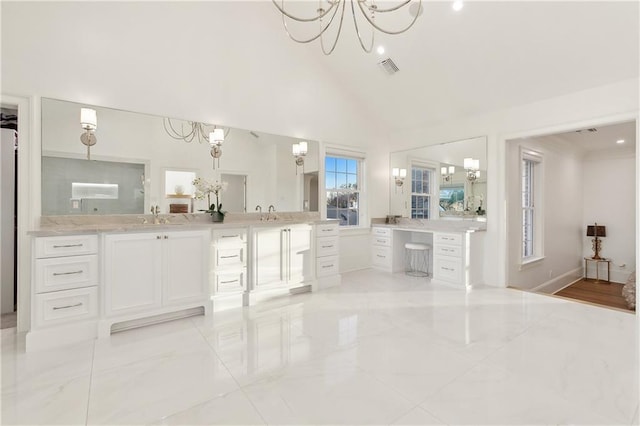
389, 136, 487, 220
41, 98, 319, 215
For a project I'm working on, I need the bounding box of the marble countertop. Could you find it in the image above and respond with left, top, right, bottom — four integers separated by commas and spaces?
371, 218, 487, 233
30, 212, 337, 237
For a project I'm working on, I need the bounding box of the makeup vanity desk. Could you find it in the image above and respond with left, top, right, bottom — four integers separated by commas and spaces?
371, 219, 486, 288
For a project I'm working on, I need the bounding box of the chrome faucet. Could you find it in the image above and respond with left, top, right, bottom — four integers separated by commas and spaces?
268, 205, 275, 213
266, 205, 277, 221
255, 205, 262, 213
151, 205, 160, 224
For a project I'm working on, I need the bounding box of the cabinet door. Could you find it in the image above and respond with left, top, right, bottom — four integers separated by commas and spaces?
255, 227, 285, 289
288, 225, 312, 284
163, 230, 210, 305
104, 233, 162, 317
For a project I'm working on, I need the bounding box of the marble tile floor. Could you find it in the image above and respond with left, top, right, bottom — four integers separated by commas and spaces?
1, 269, 638, 425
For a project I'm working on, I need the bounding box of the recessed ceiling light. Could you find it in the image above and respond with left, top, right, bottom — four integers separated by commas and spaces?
376, 46, 385, 55
616, 139, 625, 144
452, 1, 464, 12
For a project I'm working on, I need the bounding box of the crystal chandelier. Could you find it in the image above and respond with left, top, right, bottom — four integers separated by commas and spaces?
272, 0, 422, 55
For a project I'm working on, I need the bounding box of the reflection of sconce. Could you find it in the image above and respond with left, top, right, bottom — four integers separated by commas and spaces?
80, 108, 97, 160
440, 165, 455, 183
463, 158, 480, 182
392, 168, 407, 193
292, 141, 308, 174
209, 128, 224, 169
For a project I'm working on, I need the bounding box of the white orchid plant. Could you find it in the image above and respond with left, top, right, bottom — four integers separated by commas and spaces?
192, 177, 228, 216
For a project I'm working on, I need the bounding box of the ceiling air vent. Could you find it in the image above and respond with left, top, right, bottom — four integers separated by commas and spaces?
575, 128, 598, 133
378, 58, 399, 75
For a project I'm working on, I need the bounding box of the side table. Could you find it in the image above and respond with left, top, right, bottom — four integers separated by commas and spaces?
584, 257, 611, 283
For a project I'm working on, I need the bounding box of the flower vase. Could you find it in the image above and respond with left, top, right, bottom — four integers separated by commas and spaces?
210, 212, 224, 223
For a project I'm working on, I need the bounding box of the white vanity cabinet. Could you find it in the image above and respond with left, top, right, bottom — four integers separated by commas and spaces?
371, 226, 393, 272
103, 229, 210, 327
27, 234, 100, 351
210, 227, 247, 311
254, 224, 313, 291
315, 222, 341, 289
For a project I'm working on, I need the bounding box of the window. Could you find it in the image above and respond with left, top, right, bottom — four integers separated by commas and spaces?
325, 156, 360, 226
521, 150, 543, 261
410, 165, 434, 218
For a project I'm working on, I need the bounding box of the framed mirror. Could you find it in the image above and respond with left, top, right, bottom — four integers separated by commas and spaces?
389, 136, 487, 220
41, 98, 319, 215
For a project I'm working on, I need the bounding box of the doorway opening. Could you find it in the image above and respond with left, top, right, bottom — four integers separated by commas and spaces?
505, 120, 636, 313
1, 107, 18, 329
221, 173, 247, 213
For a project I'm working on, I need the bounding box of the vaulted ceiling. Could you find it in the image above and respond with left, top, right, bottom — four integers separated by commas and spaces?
2, 1, 638, 145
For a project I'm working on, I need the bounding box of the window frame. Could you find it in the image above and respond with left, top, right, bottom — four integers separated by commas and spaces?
520, 148, 544, 265
323, 149, 366, 227
409, 160, 437, 220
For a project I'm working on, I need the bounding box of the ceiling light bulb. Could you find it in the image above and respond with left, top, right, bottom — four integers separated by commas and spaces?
377, 46, 385, 55
452, 1, 464, 12
616, 139, 625, 144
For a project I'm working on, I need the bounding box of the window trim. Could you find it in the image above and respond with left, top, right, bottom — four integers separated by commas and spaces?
520, 147, 544, 265
409, 159, 438, 220
322, 145, 367, 228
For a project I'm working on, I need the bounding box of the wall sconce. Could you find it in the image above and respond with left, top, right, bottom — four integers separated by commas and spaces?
209, 128, 224, 169
80, 108, 97, 160
392, 167, 407, 193
463, 158, 480, 182
586, 223, 606, 259
292, 141, 308, 174
440, 165, 455, 183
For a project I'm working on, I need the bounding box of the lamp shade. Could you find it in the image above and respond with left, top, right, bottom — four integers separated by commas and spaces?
392, 167, 400, 177
292, 144, 300, 156
448, 166, 455, 174
210, 129, 224, 145
298, 141, 308, 155
399, 168, 407, 178
441, 167, 447, 175
80, 108, 97, 130
463, 158, 473, 169
586, 225, 606, 237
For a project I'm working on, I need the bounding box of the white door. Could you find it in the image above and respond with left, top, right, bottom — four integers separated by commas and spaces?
288, 225, 312, 284
104, 233, 162, 316
255, 227, 285, 289
163, 230, 209, 305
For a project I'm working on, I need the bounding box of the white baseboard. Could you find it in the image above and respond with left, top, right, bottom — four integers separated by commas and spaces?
531, 267, 583, 294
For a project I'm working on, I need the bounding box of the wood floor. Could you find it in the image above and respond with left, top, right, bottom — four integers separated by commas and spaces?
555, 279, 634, 312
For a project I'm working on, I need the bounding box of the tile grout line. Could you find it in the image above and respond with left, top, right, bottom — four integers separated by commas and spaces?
189, 316, 269, 425
84, 341, 97, 426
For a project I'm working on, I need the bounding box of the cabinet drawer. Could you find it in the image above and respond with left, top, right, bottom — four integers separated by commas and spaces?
434, 255, 462, 283
212, 270, 246, 294
213, 246, 246, 268
372, 246, 392, 268
434, 244, 461, 258
316, 236, 339, 257
316, 224, 338, 237
317, 256, 339, 277
212, 228, 247, 245
372, 227, 391, 237
35, 235, 98, 258
34, 255, 98, 294
34, 286, 98, 328
434, 233, 462, 246
372, 236, 391, 247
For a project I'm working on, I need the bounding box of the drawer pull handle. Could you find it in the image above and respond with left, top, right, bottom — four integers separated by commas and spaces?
220, 279, 239, 284
321, 229, 332, 232
376, 254, 385, 258
53, 302, 82, 310
322, 264, 334, 268
52, 270, 83, 276
221, 235, 240, 238
221, 255, 239, 259
164, 235, 169, 239
442, 267, 455, 272
443, 248, 454, 252
321, 245, 334, 248
52, 244, 83, 248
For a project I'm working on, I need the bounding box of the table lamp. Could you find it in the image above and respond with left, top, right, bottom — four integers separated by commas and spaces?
586, 223, 606, 259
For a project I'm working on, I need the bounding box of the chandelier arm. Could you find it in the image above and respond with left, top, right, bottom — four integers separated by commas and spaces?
320, 0, 346, 55
360, 0, 413, 13
351, 0, 374, 53
163, 118, 197, 142
356, 0, 421, 35
272, 0, 337, 23
282, 0, 342, 44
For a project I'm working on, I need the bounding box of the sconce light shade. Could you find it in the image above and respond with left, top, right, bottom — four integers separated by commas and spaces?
292, 144, 300, 156
399, 168, 407, 178
463, 157, 473, 169
448, 166, 455, 174
80, 108, 97, 130
392, 167, 400, 177
440, 167, 447, 176
298, 141, 308, 155
210, 128, 224, 145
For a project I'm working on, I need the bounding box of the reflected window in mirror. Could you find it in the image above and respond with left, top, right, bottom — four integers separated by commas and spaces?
325, 155, 360, 226
410, 165, 434, 219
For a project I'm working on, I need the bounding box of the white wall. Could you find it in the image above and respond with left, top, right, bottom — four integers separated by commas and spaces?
506, 137, 584, 290
582, 150, 636, 283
